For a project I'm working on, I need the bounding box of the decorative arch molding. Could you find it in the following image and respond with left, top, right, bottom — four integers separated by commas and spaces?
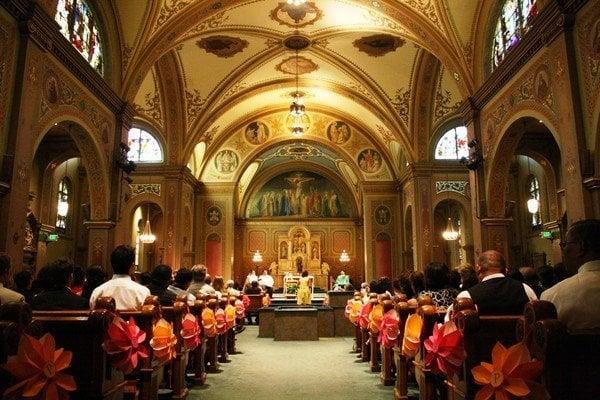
33, 111, 111, 221
516, 150, 560, 222
238, 161, 361, 219
432, 190, 473, 243
121, 196, 164, 247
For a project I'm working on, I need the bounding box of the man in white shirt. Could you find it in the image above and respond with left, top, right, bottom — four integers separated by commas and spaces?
258, 270, 274, 297
541, 219, 600, 334
89, 245, 150, 310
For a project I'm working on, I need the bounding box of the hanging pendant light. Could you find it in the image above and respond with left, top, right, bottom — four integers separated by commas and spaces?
442, 217, 459, 241
287, 21, 307, 136
339, 249, 350, 263
139, 203, 156, 244
526, 155, 540, 214
252, 250, 263, 263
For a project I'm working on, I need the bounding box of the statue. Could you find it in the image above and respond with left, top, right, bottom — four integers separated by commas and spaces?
270, 261, 278, 274
321, 262, 330, 276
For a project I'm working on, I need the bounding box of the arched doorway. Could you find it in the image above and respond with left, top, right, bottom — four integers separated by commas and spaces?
433, 199, 465, 268
130, 202, 163, 273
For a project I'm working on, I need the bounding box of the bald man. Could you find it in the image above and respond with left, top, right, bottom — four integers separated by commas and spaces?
455, 250, 537, 315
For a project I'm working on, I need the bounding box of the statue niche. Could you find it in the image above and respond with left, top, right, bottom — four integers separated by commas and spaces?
276, 225, 326, 288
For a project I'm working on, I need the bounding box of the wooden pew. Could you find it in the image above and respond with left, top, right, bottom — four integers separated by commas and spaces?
244, 294, 264, 324
217, 297, 229, 364
379, 299, 396, 385
523, 300, 600, 400
95, 296, 163, 400
189, 299, 207, 385
31, 308, 126, 400
412, 298, 444, 400
204, 298, 219, 373
393, 299, 416, 400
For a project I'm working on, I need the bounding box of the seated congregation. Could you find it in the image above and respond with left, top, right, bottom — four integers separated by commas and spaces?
0, 245, 265, 400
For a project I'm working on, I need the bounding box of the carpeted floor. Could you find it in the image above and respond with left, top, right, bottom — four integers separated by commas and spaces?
189, 326, 418, 400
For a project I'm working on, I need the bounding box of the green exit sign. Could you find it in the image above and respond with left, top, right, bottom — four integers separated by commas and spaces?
540, 230, 553, 239
47, 233, 59, 242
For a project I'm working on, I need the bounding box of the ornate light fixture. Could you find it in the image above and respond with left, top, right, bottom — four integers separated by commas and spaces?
139, 203, 156, 244
339, 249, 350, 263
526, 156, 540, 214
252, 250, 263, 263
286, 0, 306, 6
442, 217, 459, 241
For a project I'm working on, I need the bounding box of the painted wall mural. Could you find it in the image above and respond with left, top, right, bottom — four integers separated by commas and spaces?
244, 121, 269, 144
327, 121, 351, 144
214, 150, 238, 173
358, 148, 382, 173
248, 171, 351, 218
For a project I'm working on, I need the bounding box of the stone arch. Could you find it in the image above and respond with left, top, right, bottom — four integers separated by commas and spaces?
33, 109, 111, 222
119, 194, 164, 246
432, 191, 473, 247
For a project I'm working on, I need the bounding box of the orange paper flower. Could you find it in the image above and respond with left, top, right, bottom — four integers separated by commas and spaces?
424, 321, 467, 376
225, 304, 236, 330
180, 313, 200, 350
471, 342, 546, 400
262, 295, 271, 307
348, 299, 362, 325
102, 316, 149, 374
2, 333, 76, 400
202, 308, 217, 337
402, 313, 423, 358
379, 309, 400, 349
150, 318, 177, 362
369, 303, 384, 333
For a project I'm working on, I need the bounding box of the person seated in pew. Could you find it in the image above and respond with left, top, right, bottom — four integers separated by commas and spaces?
419, 262, 458, 309
225, 279, 241, 297
69, 265, 85, 296
167, 267, 196, 305
89, 245, 151, 310
188, 264, 215, 296
520, 266, 544, 298
0, 253, 24, 304
81, 265, 106, 301
244, 280, 262, 295
31, 259, 88, 310
212, 276, 225, 299
13, 269, 33, 303
541, 219, 600, 334
148, 264, 177, 306
451, 250, 537, 316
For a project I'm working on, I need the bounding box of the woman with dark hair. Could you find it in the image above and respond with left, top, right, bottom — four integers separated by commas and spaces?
419, 262, 458, 309
82, 265, 107, 300
458, 266, 478, 291
409, 271, 425, 298
212, 276, 225, 299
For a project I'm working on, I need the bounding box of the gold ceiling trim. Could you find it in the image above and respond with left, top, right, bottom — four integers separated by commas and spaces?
275, 56, 319, 75
269, 2, 323, 28
352, 34, 406, 57
196, 35, 249, 58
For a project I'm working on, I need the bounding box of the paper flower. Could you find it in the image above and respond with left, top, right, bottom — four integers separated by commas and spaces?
102, 316, 149, 374
235, 299, 245, 319
215, 308, 227, 334
2, 333, 76, 400
149, 319, 177, 362
358, 302, 373, 329
369, 303, 384, 333
180, 313, 200, 350
348, 299, 362, 325
402, 313, 423, 358
225, 304, 236, 330
202, 308, 217, 337
379, 309, 400, 349
471, 342, 546, 400
242, 295, 250, 309
424, 321, 467, 376
262, 295, 271, 307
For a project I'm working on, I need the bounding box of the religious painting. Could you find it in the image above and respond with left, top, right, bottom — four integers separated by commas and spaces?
276, 56, 318, 75
280, 241, 288, 259
44, 75, 59, 105
311, 241, 319, 259
375, 205, 391, 226
592, 20, 600, 55
534, 67, 550, 100
327, 121, 351, 144
358, 148, 382, 173
206, 206, 222, 226
244, 121, 269, 145
196, 35, 249, 58
214, 150, 238, 173
248, 171, 351, 218
269, 2, 322, 28
353, 34, 405, 57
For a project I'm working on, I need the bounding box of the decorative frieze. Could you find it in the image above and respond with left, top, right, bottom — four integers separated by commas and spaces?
435, 180, 468, 196
130, 183, 161, 197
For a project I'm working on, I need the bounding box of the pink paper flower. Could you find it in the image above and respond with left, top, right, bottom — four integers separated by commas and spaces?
379, 309, 400, 349
180, 313, 200, 350
102, 316, 149, 374
424, 321, 467, 376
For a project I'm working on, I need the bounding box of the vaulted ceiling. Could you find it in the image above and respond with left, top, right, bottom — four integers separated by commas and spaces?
109, 0, 494, 184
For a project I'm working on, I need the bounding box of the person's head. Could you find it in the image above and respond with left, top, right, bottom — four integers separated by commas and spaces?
46, 259, 74, 290
111, 245, 135, 275
139, 272, 152, 286
561, 219, 600, 274
191, 264, 207, 283
459, 266, 479, 290
174, 268, 193, 290
423, 262, 451, 291
251, 280, 259, 288
226, 279, 234, 288
151, 265, 173, 288
72, 265, 85, 287
339, 271, 345, 276
302, 270, 308, 277
82, 265, 107, 298
212, 276, 224, 292
205, 274, 212, 285
377, 276, 392, 294
13, 270, 32, 290
408, 271, 425, 295
475, 250, 506, 280
449, 269, 461, 290
35, 266, 54, 292
519, 267, 538, 285
0, 253, 11, 283
262, 270, 268, 275
537, 265, 554, 289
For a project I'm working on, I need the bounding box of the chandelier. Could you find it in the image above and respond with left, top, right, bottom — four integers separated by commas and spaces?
139, 202, 156, 244
252, 250, 263, 263
286, 0, 306, 6
442, 217, 459, 241
526, 155, 540, 214
339, 249, 350, 263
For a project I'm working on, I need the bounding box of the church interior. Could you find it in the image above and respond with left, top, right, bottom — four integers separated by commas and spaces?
0, 0, 599, 399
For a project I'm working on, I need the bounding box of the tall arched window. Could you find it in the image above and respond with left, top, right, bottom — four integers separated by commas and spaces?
434, 126, 469, 160
55, 0, 104, 74
528, 175, 541, 227
127, 128, 164, 163
56, 177, 71, 230
492, 0, 538, 69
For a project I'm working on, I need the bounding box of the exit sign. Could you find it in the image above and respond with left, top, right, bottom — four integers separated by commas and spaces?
540, 231, 553, 239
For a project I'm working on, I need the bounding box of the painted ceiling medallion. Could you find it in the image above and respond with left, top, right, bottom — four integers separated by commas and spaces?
353, 34, 405, 57
197, 35, 249, 58
276, 56, 318, 75
270, 2, 322, 28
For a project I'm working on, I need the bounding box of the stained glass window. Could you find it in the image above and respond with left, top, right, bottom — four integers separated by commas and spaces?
528, 175, 541, 227
56, 178, 70, 230
127, 128, 163, 163
492, 0, 538, 69
55, 0, 103, 74
434, 126, 469, 160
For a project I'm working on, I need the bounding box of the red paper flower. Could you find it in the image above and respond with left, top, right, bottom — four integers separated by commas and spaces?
358, 302, 372, 329
424, 321, 467, 376
402, 313, 423, 358
102, 316, 149, 374
180, 313, 200, 350
235, 299, 245, 319
379, 309, 400, 349
215, 308, 227, 334
202, 308, 217, 338
242, 295, 250, 309
2, 333, 76, 400
150, 319, 177, 362
471, 342, 547, 400
225, 304, 236, 330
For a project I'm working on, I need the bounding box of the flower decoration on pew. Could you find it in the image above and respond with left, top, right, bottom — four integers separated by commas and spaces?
369, 302, 384, 334
379, 308, 400, 349
181, 313, 200, 350
215, 307, 227, 334
150, 318, 178, 362
402, 313, 423, 358
471, 342, 548, 400
358, 302, 373, 329
225, 303, 236, 330
423, 321, 467, 376
262, 295, 271, 307
2, 333, 76, 400
348, 297, 363, 325
242, 294, 250, 309
235, 298, 246, 319
202, 307, 217, 337
102, 316, 149, 374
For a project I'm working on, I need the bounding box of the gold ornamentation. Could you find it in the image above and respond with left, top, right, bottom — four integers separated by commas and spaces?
156, 0, 192, 31
185, 89, 207, 128
197, 36, 249, 58
270, 2, 322, 28
391, 88, 410, 125
353, 34, 405, 57
276, 56, 318, 75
